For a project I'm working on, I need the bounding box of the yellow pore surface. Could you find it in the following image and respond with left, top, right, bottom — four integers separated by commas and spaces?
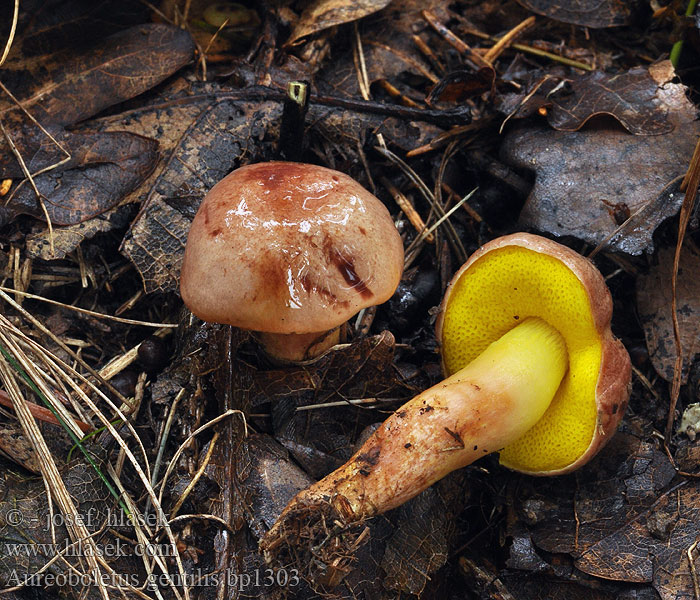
440, 246, 601, 473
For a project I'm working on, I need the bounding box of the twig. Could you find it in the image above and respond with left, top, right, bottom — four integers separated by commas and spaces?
483, 16, 535, 64
412, 34, 445, 76
422, 10, 491, 71
462, 26, 594, 70
0, 287, 178, 327
381, 176, 434, 243
169, 431, 220, 519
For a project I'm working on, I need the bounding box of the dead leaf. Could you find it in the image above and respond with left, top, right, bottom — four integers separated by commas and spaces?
287, 0, 393, 47
381, 476, 467, 595
25, 206, 131, 260
0, 132, 158, 226
1, 24, 195, 129
121, 196, 191, 294
515, 0, 633, 28
637, 241, 700, 383
509, 433, 690, 600
546, 67, 676, 135
575, 481, 698, 600
0, 424, 40, 473
500, 66, 699, 254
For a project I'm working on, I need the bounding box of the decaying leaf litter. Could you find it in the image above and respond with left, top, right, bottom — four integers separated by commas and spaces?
0, 0, 698, 598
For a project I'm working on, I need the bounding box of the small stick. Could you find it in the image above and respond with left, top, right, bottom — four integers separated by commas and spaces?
482, 16, 535, 64
277, 81, 309, 161
422, 10, 491, 71
376, 79, 421, 108
463, 27, 593, 71
412, 34, 445, 76
381, 177, 434, 243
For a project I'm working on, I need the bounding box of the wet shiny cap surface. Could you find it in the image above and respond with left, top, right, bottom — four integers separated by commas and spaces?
180, 162, 404, 334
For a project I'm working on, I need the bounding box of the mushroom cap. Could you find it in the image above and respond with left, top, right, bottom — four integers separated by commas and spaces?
180, 162, 404, 334
435, 233, 631, 475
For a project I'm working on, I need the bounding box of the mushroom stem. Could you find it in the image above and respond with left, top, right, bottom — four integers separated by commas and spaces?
261, 318, 567, 552
256, 328, 341, 362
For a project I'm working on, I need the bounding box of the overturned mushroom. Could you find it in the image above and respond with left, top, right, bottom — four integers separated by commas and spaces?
180, 162, 404, 361
260, 233, 631, 583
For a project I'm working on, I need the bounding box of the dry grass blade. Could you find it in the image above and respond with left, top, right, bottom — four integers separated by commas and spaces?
0, 332, 110, 600
0, 286, 178, 328
374, 145, 467, 268
0, 308, 193, 599
157, 409, 248, 507
0, 0, 19, 67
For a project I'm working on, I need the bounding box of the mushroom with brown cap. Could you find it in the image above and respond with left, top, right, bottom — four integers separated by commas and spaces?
179, 161, 404, 362
260, 233, 631, 583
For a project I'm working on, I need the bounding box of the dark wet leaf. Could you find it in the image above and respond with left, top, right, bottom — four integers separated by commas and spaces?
258, 332, 405, 463
0, 455, 138, 590
5, 0, 148, 61
0, 24, 194, 178
0, 424, 39, 473
287, 0, 393, 46
575, 481, 698, 600
519, 434, 677, 556
121, 100, 280, 293
25, 206, 132, 260
381, 474, 467, 595
0, 23, 194, 237
508, 432, 690, 600
497, 569, 646, 599
0, 132, 158, 227
497, 62, 684, 136
2, 24, 195, 130
500, 64, 699, 254
637, 241, 700, 383
515, 0, 633, 28
545, 65, 675, 135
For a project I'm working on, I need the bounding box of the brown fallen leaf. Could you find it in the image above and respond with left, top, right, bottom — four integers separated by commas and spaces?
25, 207, 131, 260
637, 241, 700, 383
121, 196, 191, 294
500, 64, 699, 254
0, 423, 40, 473
0, 132, 158, 226
507, 432, 688, 600
515, 0, 633, 28
546, 66, 676, 135
3, 24, 195, 129
287, 0, 393, 47
575, 481, 698, 600
0, 24, 195, 176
